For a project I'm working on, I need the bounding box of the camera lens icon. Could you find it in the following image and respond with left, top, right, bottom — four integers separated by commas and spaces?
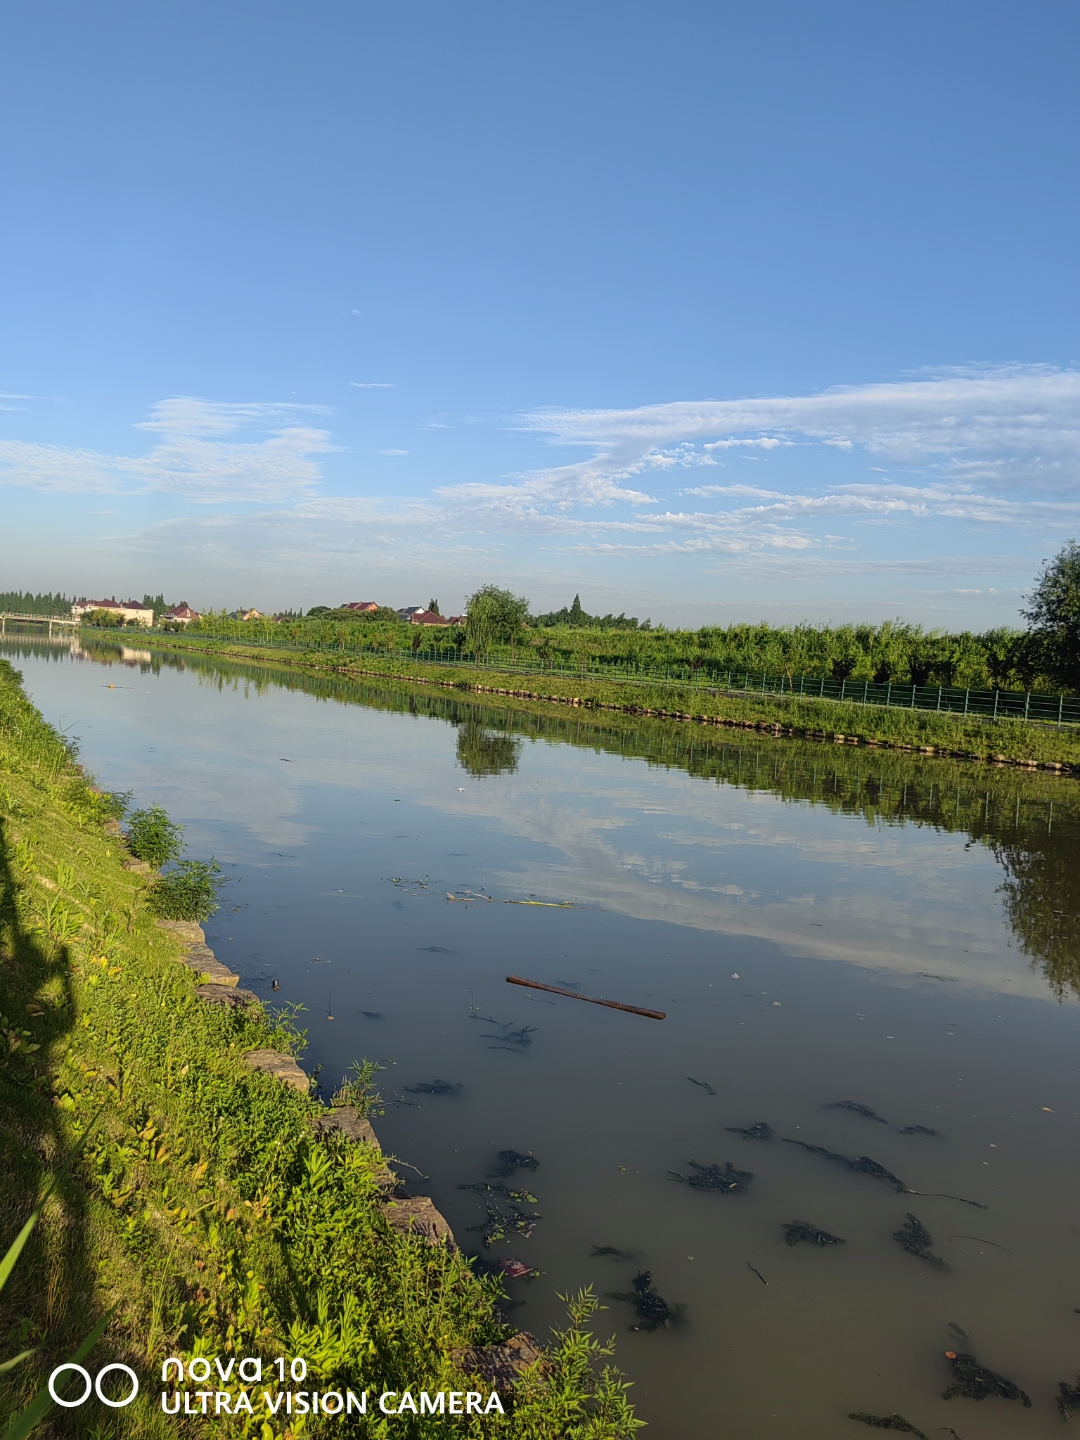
48, 1363, 139, 1408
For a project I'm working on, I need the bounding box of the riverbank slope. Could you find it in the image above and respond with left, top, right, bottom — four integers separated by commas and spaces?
0, 659, 637, 1437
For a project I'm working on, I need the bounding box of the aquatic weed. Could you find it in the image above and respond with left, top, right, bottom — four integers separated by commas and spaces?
893, 1214, 949, 1270
488, 1149, 539, 1178
848, 1414, 928, 1437
669, 1160, 752, 1192
726, 1121, 772, 1140
782, 1221, 845, 1247
942, 1351, 1031, 1407
605, 1271, 683, 1332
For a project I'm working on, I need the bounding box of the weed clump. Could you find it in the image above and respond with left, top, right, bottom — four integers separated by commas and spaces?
726, 1122, 772, 1140
893, 1214, 948, 1270
942, 1351, 1031, 1407
147, 857, 225, 921
828, 1101, 888, 1123
590, 1245, 632, 1260
848, 1414, 928, 1437
125, 803, 185, 867
606, 1271, 683, 1331
488, 1149, 538, 1178
1058, 1374, 1080, 1419
669, 1160, 752, 1192
783, 1220, 845, 1247
460, 1181, 541, 1246
783, 1139, 906, 1191
404, 1078, 462, 1095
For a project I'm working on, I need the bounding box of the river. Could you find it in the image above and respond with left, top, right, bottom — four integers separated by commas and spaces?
5, 633, 1080, 1438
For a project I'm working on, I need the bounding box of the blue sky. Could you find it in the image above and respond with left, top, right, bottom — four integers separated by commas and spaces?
1, 1, 1078, 626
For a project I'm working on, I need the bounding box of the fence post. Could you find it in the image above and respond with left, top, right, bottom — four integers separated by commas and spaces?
993, 691, 999, 720
820, 677, 825, 698
863, 680, 868, 703
840, 678, 846, 702
937, 686, 942, 711
964, 689, 969, 715
886, 682, 891, 708
1059, 694, 1064, 728
1024, 691, 1030, 721
911, 685, 916, 709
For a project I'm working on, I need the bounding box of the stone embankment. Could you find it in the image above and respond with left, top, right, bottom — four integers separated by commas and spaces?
158, 918, 540, 1384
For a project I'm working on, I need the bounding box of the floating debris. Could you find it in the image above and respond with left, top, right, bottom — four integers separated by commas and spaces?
498, 1258, 537, 1280
947, 1234, 1011, 1253
605, 1271, 683, 1331
848, 1414, 928, 1437
828, 1101, 889, 1123
1058, 1374, 1080, 1420
488, 1150, 539, 1178
688, 1077, 716, 1095
404, 1079, 462, 1096
590, 1245, 632, 1260
782, 1139, 906, 1192
726, 1122, 773, 1141
507, 975, 666, 1020
898, 1125, 940, 1137
419, 945, 454, 953
942, 1351, 1031, 1407
388, 876, 429, 889
460, 1178, 541, 1247
505, 898, 575, 907
783, 1221, 845, 1248
893, 1214, 949, 1270
361, 1010, 383, 1019
447, 888, 493, 903
669, 1161, 752, 1193
745, 1262, 768, 1285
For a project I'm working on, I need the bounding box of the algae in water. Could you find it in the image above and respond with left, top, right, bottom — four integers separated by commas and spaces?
669, 1160, 753, 1192
782, 1220, 845, 1247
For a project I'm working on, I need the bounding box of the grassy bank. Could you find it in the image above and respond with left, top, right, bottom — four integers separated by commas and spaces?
140, 633, 1080, 772
0, 659, 639, 1438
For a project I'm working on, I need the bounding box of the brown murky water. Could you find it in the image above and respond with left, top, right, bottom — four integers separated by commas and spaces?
7, 633, 1080, 1438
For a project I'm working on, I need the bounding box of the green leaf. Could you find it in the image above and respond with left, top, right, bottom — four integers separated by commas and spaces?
0, 1349, 35, 1375
2, 1308, 114, 1440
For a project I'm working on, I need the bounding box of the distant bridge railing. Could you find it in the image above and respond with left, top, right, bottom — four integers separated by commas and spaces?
0, 612, 79, 634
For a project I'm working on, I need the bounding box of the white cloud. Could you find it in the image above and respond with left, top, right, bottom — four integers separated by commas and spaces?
378, 448, 409, 456
0, 398, 334, 502
350, 382, 396, 389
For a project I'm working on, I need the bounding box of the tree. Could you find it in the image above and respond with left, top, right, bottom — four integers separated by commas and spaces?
1022, 539, 1080, 692
428, 597, 440, 615
464, 584, 529, 655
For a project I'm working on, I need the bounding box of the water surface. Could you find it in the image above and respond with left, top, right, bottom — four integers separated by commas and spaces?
6, 635, 1080, 1438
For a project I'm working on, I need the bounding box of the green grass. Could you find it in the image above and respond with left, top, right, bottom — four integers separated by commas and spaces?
141, 633, 1080, 770
0, 659, 640, 1438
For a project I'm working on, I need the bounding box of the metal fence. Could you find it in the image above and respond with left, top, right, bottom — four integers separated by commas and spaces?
87, 624, 1080, 727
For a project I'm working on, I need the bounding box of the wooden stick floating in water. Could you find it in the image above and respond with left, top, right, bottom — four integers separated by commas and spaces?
506, 975, 666, 1020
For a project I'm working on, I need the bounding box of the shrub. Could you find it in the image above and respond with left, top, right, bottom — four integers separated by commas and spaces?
125, 804, 185, 867
147, 858, 224, 921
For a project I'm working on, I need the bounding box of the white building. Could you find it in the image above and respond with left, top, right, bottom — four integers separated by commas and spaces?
72, 598, 155, 627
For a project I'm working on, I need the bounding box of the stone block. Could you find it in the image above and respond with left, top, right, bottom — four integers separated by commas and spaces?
244, 1049, 310, 1092
157, 920, 206, 943
383, 1195, 456, 1247
194, 984, 258, 1008
450, 1333, 544, 1388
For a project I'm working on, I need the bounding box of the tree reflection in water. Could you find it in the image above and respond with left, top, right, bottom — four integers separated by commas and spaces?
20, 636, 1080, 1001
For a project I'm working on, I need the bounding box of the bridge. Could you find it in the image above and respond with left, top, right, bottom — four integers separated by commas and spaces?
0, 612, 80, 636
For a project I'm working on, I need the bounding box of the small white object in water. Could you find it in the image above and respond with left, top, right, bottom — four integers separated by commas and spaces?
731, 972, 739, 979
